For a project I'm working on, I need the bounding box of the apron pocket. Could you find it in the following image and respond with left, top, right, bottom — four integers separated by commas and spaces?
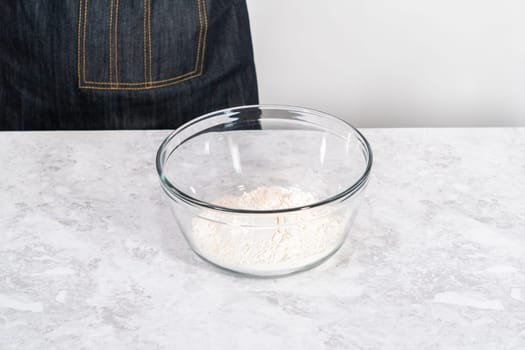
78, 0, 207, 90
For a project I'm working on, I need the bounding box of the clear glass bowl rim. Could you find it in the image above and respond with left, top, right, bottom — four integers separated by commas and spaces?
156, 104, 373, 214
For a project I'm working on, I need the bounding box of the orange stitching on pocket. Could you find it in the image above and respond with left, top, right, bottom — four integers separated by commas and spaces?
77, 0, 83, 87
193, 0, 203, 72
108, 0, 114, 83
80, 0, 207, 90
143, 0, 147, 83
148, 0, 153, 85
82, 0, 88, 83
84, 69, 198, 86
199, 0, 208, 74
114, 0, 119, 86
80, 71, 206, 90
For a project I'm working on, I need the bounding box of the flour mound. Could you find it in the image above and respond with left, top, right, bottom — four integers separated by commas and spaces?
191, 187, 345, 273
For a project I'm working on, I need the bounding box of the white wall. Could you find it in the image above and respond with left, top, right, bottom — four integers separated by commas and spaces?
246, 0, 525, 127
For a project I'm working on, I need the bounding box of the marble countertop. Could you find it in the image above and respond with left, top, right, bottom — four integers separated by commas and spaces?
1, 128, 524, 349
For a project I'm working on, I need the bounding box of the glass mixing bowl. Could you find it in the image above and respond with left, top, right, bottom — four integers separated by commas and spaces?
156, 105, 372, 277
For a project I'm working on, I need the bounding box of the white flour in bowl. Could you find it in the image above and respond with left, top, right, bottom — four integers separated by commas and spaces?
190, 186, 346, 272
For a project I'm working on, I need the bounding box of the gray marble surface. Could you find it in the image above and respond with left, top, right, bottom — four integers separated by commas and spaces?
1, 128, 524, 349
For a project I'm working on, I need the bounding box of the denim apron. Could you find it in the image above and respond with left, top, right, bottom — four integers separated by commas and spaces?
0, 0, 258, 130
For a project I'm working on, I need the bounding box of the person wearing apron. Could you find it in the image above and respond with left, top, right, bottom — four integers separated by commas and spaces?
0, 0, 258, 130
